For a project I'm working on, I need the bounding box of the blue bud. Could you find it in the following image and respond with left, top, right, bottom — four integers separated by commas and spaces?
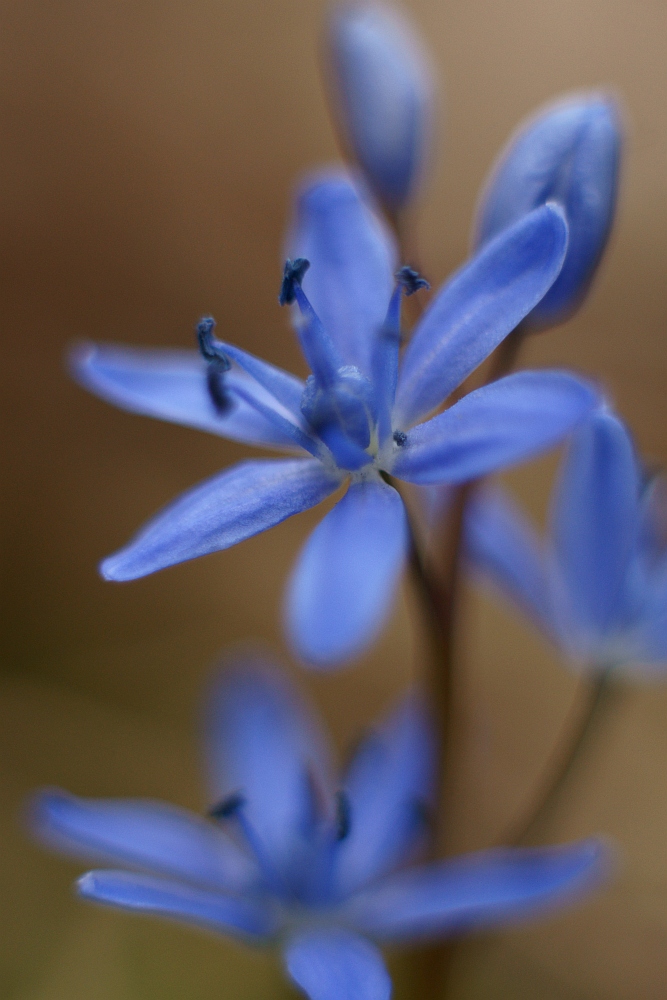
474, 92, 622, 328
326, 2, 434, 211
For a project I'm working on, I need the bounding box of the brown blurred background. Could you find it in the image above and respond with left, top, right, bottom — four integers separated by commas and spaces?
3, 0, 667, 996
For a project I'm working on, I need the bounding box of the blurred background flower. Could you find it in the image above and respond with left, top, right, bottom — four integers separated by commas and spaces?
4, 0, 667, 997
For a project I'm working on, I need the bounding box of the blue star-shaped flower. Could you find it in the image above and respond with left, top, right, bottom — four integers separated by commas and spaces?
73, 174, 598, 667
30, 658, 607, 1000
466, 409, 667, 674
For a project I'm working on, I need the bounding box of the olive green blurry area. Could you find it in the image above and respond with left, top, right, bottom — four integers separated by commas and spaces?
3, 0, 667, 997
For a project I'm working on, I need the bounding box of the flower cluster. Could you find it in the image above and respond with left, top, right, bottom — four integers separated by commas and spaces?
466, 409, 667, 674
31, 660, 606, 999
27, 2, 645, 999
73, 174, 596, 668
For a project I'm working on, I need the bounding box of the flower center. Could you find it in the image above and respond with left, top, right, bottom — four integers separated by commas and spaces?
301, 366, 378, 471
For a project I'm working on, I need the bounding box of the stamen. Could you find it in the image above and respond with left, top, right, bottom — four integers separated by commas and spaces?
395, 265, 430, 296
279, 258, 311, 306
280, 258, 341, 387
393, 430, 408, 446
197, 316, 231, 370
335, 790, 352, 842
197, 316, 232, 415
208, 791, 245, 820
209, 792, 289, 898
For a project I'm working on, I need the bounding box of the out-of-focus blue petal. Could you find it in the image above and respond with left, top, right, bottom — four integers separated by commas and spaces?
72, 343, 306, 452
101, 459, 342, 582
345, 839, 608, 942
465, 487, 554, 634
284, 928, 391, 1000
333, 697, 433, 897
393, 371, 597, 485
475, 93, 622, 327
393, 205, 568, 428
285, 478, 408, 668
203, 660, 334, 889
29, 790, 257, 892
288, 176, 396, 376
77, 869, 278, 940
551, 411, 640, 640
327, 2, 433, 210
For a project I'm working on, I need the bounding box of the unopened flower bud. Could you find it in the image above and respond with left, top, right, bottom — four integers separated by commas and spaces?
326, 2, 434, 211
474, 93, 622, 328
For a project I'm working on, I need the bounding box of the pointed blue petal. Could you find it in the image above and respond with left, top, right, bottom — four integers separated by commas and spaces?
475, 93, 622, 327
203, 659, 334, 889
392, 371, 598, 485
77, 869, 277, 940
393, 204, 568, 428
333, 697, 433, 897
29, 789, 256, 892
288, 175, 397, 376
284, 929, 391, 1000
327, 2, 433, 209
285, 478, 408, 668
465, 487, 554, 633
551, 410, 641, 640
101, 458, 342, 582
72, 343, 306, 451
345, 839, 608, 942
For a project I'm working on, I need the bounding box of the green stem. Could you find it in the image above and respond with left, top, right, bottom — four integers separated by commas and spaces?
500, 667, 616, 846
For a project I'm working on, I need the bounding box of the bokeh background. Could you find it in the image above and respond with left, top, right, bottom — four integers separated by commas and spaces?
3, 0, 667, 996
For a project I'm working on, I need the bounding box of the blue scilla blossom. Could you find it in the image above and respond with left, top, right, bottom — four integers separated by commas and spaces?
326, 2, 433, 209
475, 92, 622, 328
466, 409, 667, 675
73, 175, 599, 668
30, 658, 608, 1000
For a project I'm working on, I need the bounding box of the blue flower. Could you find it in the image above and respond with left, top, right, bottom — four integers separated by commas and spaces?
466, 409, 667, 674
73, 174, 598, 668
30, 658, 608, 1000
475, 92, 622, 328
326, 2, 434, 210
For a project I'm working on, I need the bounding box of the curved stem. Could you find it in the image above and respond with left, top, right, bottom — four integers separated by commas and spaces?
499, 667, 616, 846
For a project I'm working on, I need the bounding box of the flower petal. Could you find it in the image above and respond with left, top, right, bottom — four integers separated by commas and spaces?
77, 869, 277, 940
29, 789, 256, 892
464, 486, 554, 634
288, 175, 397, 376
345, 839, 608, 942
393, 204, 568, 428
101, 458, 342, 582
285, 478, 408, 668
284, 929, 391, 1000
333, 696, 433, 897
327, 2, 433, 209
551, 410, 641, 640
72, 343, 307, 451
203, 659, 334, 889
392, 371, 598, 485
475, 93, 622, 327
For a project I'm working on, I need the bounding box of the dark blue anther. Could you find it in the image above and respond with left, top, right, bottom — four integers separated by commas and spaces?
335, 790, 352, 842
208, 791, 246, 820
279, 258, 311, 306
197, 316, 231, 371
393, 430, 408, 446
396, 265, 430, 296
197, 316, 232, 414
